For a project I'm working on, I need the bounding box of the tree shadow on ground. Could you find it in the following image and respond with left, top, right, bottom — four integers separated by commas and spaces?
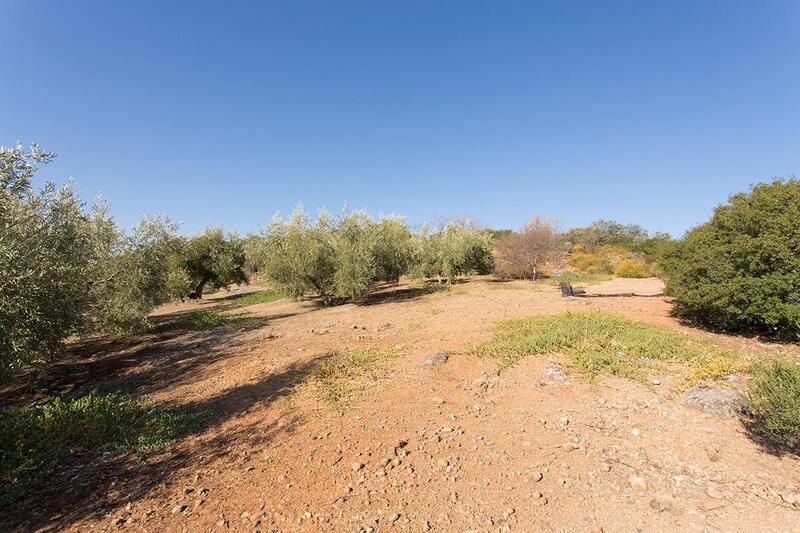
356, 280, 466, 307
1, 353, 331, 532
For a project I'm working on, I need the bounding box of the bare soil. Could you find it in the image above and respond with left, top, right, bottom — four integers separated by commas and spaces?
4, 277, 800, 532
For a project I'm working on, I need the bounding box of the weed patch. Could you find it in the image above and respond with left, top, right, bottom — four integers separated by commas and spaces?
0, 391, 198, 502
470, 311, 745, 383
149, 311, 262, 333
226, 290, 283, 306
747, 359, 800, 451
300, 348, 398, 405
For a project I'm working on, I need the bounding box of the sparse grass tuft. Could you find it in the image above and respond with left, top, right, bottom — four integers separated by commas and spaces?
747, 359, 800, 450
226, 290, 283, 306
149, 311, 262, 333
0, 391, 198, 502
470, 311, 744, 384
301, 348, 398, 405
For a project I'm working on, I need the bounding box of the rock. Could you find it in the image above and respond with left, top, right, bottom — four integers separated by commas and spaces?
389, 513, 400, 522
651, 378, 662, 385
532, 471, 544, 482
352, 462, 365, 471
628, 475, 647, 490
543, 366, 569, 381
705, 447, 721, 462
532, 492, 548, 506
423, 352, 449, 366
171, 504, 188, 514
630, 427, 641, 436
681, 386, 745, 418
649, 494, 676, 512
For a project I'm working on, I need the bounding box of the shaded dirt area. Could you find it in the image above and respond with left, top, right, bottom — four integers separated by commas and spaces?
3, 277, 800, 532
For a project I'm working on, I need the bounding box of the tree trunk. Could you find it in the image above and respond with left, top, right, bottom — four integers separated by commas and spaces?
531, 265, 537, 283
191, 276, 210, 299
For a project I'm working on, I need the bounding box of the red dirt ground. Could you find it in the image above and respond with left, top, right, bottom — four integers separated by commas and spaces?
3, 277, 800, 532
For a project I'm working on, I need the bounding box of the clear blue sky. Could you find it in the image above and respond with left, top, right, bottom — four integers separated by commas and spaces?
3, 1, 798, 237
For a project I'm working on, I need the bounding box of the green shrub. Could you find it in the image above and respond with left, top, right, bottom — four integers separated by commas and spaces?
0, 392, 197, 500
613, 258, 651, 278
747, 359, 800, 450
470, 311, 741, 381
662, 179, 800, 339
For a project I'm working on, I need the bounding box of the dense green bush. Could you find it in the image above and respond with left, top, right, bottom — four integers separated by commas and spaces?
0, 391, 197, 500
747, 359, 800, 450
663, 179, 800, 338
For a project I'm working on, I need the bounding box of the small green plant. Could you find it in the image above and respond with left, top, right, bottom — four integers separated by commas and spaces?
227, 290, 283, 306
301, 348, 397, 404
0, 391, 198, 502
149, 311, 261, 333
747, 359, 800, 450
470, 311, 742, 382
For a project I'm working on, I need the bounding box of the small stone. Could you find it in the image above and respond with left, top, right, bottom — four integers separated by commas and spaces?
183, 487, 195, 495
352, 462, 364, 471
532, 471, 544, 482
389, 513, 400, 522
559, 416, 570, 427
437, 458, 449, 467
649, 494, 675, 512
629, 475, 647, 490
652, 378, 662, 385
630, 427, 641, 436
532, 492, 548, 506
171, 504, 188, 514
423, 352, 449, 366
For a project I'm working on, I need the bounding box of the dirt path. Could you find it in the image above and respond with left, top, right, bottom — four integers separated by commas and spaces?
5, 278, 800, 532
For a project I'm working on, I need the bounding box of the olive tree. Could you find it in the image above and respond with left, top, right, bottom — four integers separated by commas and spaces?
173, 227, 247, 299
411, 222, 494, 284
0, 143, 185, 381
0, 144, 96, 380
249, 208, 415, 304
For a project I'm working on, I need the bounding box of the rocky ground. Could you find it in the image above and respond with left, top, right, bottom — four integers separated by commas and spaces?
3, 277, 799, 532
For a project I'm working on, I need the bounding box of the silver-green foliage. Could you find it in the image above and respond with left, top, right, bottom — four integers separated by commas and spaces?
410, 222, 494, 283
248, 208, 415, 304
0, 144, 181, 380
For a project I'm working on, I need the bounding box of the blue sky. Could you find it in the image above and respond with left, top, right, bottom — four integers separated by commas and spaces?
3, 1, 798, 237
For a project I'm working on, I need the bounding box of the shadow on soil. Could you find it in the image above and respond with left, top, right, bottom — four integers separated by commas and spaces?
1, 348, 332, 532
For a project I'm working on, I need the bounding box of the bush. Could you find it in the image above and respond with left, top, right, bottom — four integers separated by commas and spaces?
0, 391, 197, 500
747, 359, 800, 450
662, 179, 800, 339
494, 217, 561, 280
570, 244, 628, 274
613, 258, 651, 278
